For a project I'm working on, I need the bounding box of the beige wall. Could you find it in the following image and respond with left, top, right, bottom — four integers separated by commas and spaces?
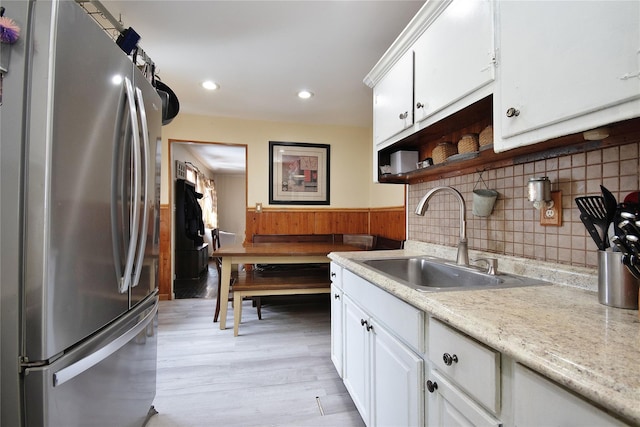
160, 113, 404, 209
212, 173, 246, 242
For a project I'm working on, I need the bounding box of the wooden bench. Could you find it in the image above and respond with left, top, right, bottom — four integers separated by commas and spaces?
232, 266, 330, 336
229, 234, 334, 336
231, 233, 402, 336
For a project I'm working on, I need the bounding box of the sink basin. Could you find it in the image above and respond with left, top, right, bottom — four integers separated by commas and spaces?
356, 256, 548, 291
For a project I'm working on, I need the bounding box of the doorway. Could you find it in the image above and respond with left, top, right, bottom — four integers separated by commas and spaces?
168, 140, 247, 299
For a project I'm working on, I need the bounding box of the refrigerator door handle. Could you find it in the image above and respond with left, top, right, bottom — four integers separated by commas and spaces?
52, 301, 158, 387
131, 87, 150, 288
117, 77, 142, 294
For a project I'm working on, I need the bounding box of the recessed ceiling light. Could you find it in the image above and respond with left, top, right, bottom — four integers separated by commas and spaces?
297, 90, 314, 99
202, 80, 219, 90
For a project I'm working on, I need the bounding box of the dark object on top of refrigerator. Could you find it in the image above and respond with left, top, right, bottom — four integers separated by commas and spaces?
1, 1, 162, 426
116, 26, 141, 54
155, 79, 180, 125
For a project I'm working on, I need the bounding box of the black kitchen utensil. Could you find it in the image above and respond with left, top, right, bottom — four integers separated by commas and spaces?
600, 185, 617, 247
154, 80, 180, 126
611, 236, 640, 279
579, 213, 605, 250
575, 196, 609, 250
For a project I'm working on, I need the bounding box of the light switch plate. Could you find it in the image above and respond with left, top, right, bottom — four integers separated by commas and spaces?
540, 190, 562, 226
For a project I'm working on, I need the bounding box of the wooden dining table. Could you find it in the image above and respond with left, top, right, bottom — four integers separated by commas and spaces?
214, 242, 362, 330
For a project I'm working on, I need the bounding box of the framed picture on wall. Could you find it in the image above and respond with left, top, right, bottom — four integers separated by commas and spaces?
269, 141, 330, 205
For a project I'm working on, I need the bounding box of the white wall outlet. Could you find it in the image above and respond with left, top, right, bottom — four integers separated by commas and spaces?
540, 191, 562, 226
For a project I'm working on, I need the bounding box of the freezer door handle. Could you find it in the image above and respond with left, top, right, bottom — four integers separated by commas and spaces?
117, 77, 142, 294
52, 302, 157, 387
131, 86, 150, 288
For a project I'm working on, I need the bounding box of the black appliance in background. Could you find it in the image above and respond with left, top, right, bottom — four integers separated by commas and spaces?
174, 179, 209, 281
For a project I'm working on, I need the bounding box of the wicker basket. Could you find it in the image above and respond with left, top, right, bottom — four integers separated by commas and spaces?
479, 125, 494, 147
457, 134, 479, 154
432, 142, 457, 164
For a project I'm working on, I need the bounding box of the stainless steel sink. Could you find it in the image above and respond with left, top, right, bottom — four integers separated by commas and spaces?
356, 256, 548, 291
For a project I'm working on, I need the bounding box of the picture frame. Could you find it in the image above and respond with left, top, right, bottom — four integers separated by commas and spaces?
269, 141, 330, 205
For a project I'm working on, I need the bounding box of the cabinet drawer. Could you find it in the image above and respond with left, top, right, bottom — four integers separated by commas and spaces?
429, 318, 500, 413
344, 269, 424, 353
514, 364, 625, 426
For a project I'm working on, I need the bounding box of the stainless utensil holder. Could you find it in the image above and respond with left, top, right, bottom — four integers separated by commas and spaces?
598, 250, 639, 309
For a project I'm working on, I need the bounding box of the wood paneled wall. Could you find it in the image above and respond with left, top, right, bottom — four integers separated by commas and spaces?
159, 204, 172, 300
157, 205, 406, 300
369, 207, 407, 242
245, 207, 406, 243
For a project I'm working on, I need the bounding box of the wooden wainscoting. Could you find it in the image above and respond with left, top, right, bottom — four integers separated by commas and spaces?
157, 205, 407, 300
245, 206, 406, 243
159, 204, 172, 300
369, 207, 406, 241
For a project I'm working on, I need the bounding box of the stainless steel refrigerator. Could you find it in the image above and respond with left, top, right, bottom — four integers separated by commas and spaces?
1, 1, 162, 425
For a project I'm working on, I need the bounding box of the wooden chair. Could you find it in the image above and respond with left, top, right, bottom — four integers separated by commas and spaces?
213, 229, 261, 322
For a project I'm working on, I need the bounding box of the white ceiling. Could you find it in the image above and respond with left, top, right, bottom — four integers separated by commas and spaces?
100, 0, 425, 173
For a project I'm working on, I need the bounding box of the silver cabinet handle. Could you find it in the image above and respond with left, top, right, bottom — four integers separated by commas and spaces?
334, 293, 340, 300
506, 107, 520, 118
399, 111, 409, 120
426, 380, 438, 393
416, 102, 424, 109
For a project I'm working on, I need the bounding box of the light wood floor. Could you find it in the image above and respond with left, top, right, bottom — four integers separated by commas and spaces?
147, 295, 365, 427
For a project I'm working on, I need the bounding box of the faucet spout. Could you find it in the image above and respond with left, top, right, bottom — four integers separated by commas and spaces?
415, 186, 468, 265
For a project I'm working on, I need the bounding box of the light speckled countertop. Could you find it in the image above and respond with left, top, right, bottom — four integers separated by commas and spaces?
328, 241, 640, 425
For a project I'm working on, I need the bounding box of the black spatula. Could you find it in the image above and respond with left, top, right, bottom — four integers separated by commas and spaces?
575, 196, 608, 250
600, 185, 617, 247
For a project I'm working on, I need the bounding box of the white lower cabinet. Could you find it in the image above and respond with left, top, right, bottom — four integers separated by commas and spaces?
513, 364, 625, 427
334, 265, 628, 426
343, 295, 371, 423
330, 264, 344, 377
372, 310, 424, 427
427, 370, 501, 427
340, 268, 424, 427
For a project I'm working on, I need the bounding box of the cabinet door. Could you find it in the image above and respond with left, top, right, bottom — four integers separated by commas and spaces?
427, 370, 501, 427
330, 282, 344, 377
414, 0, 494, 123
373, 50, 414, 145
343, 296, 371, 425
371, 321, 424, 427
514, 364, 625, 426
495, 1, 640, 151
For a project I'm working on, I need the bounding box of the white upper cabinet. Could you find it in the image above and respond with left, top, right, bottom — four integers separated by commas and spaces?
373, 50, 414, 145
414, 0, 495, 124
494, 0, 640, 152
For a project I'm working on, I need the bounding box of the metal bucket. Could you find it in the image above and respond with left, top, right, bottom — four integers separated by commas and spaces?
472, 189, 498, 217
598, 250, 639, 309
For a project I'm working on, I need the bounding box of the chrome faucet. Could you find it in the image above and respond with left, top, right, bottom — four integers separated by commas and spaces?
415, 186, 469, 266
